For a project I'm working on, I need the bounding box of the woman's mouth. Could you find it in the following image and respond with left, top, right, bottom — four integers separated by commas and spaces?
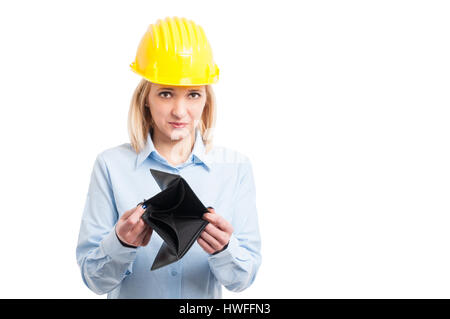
169, 122, 188, 128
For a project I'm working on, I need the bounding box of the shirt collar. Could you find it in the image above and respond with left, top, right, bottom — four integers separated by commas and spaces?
135, 128, 211, 171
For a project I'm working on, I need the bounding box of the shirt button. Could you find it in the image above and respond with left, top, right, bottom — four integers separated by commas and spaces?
171, 270, 178, 276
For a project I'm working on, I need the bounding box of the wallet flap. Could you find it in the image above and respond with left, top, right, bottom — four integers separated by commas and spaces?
174, 179, 208, 218
174, 218, 209, 259
151, 241, 179, 271
150, 168, 180, 191
146, 179, 185, 213
142, 214, 179, 253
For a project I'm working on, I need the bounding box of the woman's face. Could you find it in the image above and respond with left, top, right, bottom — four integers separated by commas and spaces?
147, 83, 207, 141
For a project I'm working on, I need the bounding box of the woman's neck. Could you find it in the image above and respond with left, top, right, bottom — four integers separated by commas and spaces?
151, 128, 196, 167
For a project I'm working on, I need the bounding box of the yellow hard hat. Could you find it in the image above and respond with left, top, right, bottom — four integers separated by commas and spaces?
130, 17, 219, 86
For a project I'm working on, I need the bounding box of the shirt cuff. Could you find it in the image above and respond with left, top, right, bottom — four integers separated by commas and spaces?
212, 242, 229, 255
116, 231, 138, 248
207, 233, 240, 266
101, 227, 138, 264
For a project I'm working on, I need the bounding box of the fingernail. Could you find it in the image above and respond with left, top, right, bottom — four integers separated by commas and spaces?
207, 206, 214, 210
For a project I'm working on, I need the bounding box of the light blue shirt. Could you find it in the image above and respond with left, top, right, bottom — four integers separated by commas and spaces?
76, 129, 261, 298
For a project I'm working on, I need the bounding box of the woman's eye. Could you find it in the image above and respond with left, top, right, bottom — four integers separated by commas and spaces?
159, 92, 172, 98
189, 92, 201, 98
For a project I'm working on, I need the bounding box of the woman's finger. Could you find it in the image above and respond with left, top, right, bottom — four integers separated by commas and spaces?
203, 212, 233, 234
200, 230, 223, 251
203, 223, 229, 246
128, 217, 147, 239
120, 205, 145, 234
140, 227, 153, 246
122, 204, 143, 219
197, 237, 215, 254
133, 225, 149, 246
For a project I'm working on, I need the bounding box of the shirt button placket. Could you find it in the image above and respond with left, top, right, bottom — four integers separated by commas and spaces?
169, 266, 182, 298
166, 164, 186, 296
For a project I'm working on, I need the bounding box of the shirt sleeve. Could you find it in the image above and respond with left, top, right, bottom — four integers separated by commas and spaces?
207, 157, 262, 292
75, 154, 138, 295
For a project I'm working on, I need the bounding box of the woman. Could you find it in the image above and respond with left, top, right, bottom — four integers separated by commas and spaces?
76, 17, 261, 298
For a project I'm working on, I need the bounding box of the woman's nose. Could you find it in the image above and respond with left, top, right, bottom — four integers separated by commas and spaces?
171, 98, 188, 118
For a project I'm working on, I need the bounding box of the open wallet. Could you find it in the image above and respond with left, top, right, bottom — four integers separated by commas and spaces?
138, 169, 210, 271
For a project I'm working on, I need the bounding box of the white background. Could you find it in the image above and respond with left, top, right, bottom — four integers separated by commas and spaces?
0, 0, 449, 298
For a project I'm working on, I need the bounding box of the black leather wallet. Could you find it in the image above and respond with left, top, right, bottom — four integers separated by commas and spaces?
138, 169, 209, 270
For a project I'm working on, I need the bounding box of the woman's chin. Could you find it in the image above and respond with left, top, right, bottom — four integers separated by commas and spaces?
169, 128, 189, 141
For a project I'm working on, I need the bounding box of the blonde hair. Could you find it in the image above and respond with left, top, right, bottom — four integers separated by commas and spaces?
127, 79, 217, 154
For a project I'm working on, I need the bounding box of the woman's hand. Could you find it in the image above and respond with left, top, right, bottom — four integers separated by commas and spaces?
115, 205, 153, 248
197, 207, 233, 254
